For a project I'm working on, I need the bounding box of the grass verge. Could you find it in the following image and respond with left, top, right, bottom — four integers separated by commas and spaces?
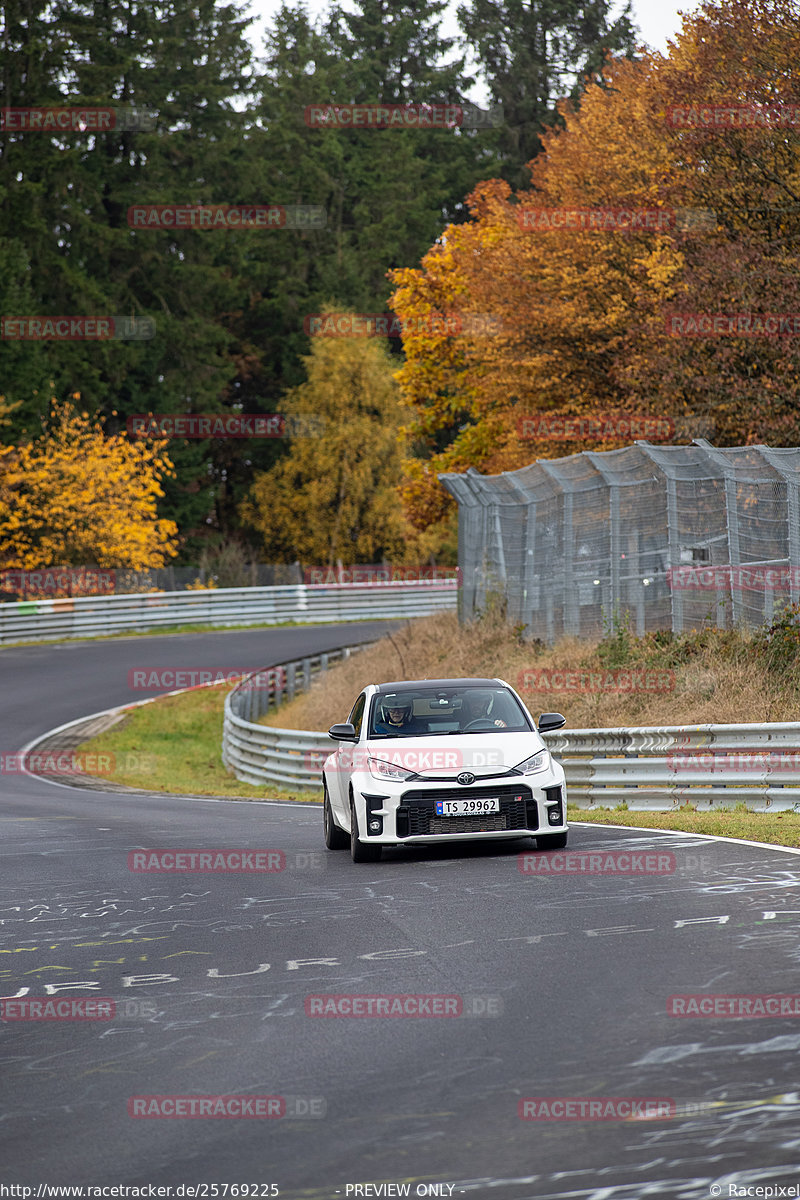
76, 681, 322, 803
569, 805, 800, 849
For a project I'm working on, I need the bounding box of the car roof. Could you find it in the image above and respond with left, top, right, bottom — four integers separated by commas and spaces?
374, 678, 503, 693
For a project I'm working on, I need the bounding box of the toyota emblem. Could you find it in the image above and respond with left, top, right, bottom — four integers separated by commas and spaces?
457, 771, 475, 786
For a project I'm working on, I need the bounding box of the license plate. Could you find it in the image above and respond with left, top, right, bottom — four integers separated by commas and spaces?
435, 798, 500, 816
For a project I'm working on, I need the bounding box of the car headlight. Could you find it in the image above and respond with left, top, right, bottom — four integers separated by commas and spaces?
367, 756, 414, 781
513, 750, 550, 775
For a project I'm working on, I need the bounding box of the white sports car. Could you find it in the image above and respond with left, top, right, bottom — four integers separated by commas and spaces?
322, 677, 568, 862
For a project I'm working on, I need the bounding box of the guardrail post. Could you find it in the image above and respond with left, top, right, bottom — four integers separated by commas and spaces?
254, 675, 269, 722
242, 677, 253, 724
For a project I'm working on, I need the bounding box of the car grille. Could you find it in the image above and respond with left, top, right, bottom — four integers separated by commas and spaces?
396, 785, 536, 837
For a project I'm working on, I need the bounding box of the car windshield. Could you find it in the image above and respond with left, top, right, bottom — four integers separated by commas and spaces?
368, 686, 532, 738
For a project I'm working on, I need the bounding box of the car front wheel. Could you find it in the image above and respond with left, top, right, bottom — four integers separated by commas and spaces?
323, 781, 349, 850
536, 832, 568, 850
350, 797, 382, 863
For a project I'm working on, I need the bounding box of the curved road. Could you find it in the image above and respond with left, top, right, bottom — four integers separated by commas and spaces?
1, 624, 800, 1197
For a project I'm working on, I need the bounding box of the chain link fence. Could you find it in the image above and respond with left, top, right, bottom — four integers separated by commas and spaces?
440, 439, 800, 639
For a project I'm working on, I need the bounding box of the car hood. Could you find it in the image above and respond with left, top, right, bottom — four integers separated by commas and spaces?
363, 732, 547, 780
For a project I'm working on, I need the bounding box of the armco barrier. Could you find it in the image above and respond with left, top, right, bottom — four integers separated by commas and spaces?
222, 643, 375, 787
0, 581, 457, 645
543, 723, 800, 812
224, 662, 800, 809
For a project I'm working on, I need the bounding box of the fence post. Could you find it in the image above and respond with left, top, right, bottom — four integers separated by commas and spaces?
665, 475, 682, 634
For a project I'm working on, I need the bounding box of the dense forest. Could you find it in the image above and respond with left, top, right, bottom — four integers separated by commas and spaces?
0, 0, 637, 571
2, 0, 798, 575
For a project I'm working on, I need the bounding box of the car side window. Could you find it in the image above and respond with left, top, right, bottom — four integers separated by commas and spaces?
348, 693, 366, 738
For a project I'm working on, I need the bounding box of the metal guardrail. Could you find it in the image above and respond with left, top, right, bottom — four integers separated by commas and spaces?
0, 581, 457, 645
544, 723, 800, 811
224, 656, 800, 809
222, 643, 376, 788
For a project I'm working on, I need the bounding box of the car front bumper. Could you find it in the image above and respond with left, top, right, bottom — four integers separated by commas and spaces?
351, 769, 568, 846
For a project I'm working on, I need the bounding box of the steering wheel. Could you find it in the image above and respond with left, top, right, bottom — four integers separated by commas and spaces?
463, 718, 496, 731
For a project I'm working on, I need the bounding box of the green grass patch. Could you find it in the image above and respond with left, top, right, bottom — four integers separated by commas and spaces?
76, 682, 322, 803
569, 804, 800, 848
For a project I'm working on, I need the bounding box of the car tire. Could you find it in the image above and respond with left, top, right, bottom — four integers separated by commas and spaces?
323, 781, 349, 850
536, 832, 568, 850
350, 797, 382, 863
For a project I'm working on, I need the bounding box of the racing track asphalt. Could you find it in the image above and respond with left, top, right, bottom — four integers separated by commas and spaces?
2, 623, 800, 1198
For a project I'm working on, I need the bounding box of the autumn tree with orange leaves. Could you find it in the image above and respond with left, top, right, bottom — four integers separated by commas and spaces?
390, 0, 800, 529
0, 400, 179, 574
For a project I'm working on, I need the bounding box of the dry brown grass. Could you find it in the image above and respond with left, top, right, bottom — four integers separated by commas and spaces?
262, 611, 799, 732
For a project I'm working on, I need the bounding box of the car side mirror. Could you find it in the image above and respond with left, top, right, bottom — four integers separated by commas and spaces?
328, 722, 358, 742
538, 712, 566, 733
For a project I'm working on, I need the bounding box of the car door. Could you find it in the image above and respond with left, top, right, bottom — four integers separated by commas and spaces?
330, 691, 366, 822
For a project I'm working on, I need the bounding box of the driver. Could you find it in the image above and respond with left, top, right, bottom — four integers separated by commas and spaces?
461, 691, 507, 729
373, 695, 424, 736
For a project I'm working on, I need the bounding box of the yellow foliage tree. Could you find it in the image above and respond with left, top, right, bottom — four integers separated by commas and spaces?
0, 400, 179, 570
0, 394, 20, 430
242, 322, 411, 566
